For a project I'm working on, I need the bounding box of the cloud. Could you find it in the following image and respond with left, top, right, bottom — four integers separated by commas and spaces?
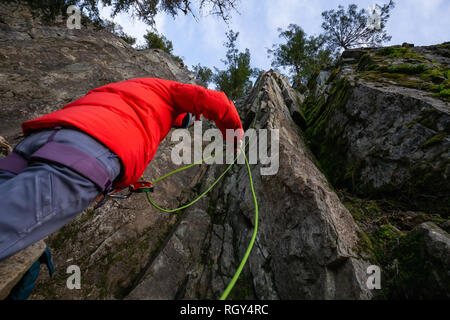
387, 0, 450, 46
97, 0, 450, 79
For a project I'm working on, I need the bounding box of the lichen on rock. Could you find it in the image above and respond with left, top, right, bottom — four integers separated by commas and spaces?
303, 43, 450, 217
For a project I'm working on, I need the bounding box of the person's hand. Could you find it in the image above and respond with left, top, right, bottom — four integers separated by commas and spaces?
234, 137, 244, 156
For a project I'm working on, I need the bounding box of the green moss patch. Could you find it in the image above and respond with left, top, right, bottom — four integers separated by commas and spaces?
377, 63, 428, 75
357, 47, 450, 102
421, 132, 446, 148
435, 88, 450, 100
357, 53, 376, 71
405, 120, 418, 128
303, 77, 355, 189
376, 47, 425, 60
387, 230, 449, 299
341, 191, 450, 299
420, 67, 448, 82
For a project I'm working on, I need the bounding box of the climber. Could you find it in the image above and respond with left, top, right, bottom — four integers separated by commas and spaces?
0, 77, 244, 262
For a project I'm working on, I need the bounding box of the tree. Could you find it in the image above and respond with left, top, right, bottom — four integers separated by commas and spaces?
142, 30, 174, 54
22, 0, 240, 26
213, 30, 259, 101
268, 24, 332, 85
14, 0, 70, 23
192, 64, 213, 88
138, 30, 184, 64
321, 1, 395, 53
101, 19, 136, 45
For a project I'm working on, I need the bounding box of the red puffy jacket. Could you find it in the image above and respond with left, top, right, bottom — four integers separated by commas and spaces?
22, 78, 244, 188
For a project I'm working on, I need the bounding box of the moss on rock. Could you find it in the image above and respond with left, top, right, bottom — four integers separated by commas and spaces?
421, 131, 446, 148
341, 191, 450, 299
377, 63, 428, 75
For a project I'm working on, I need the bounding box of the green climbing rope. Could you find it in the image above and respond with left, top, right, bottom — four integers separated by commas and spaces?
145, 143, 258, 300
145, 153, 234, 213
219, 148, 258, 300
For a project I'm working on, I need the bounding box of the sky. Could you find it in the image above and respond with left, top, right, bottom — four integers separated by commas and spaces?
99, 0, 450, 81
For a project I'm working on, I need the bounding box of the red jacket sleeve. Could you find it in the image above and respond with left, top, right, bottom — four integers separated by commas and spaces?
170, 82, 244, 141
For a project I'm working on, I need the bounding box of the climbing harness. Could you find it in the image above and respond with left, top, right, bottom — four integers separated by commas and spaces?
0, 127, 113, 201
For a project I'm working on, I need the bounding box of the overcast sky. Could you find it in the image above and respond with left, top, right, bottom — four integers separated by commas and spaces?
99, 0, 450, 80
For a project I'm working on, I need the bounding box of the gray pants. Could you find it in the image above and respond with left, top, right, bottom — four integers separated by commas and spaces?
0, 128, 122, 262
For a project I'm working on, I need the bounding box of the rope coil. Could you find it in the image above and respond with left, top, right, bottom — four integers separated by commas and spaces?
145, 141, 258, 300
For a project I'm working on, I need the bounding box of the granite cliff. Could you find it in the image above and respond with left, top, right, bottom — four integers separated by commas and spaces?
0, 2, 448, 300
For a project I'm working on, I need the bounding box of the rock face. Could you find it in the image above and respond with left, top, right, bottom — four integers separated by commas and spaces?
0, 240, 46, 299
0, 135, 12, 156
390, 222, 450, 299
303, 44, 450, 299
1, 2, 449, 300
0, 2, 375, 299
0, 1, 198, 141
127, 71, 372, 300
0, 1, 203, 300
303, 44, 450, 216
412, 222, 450, 297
